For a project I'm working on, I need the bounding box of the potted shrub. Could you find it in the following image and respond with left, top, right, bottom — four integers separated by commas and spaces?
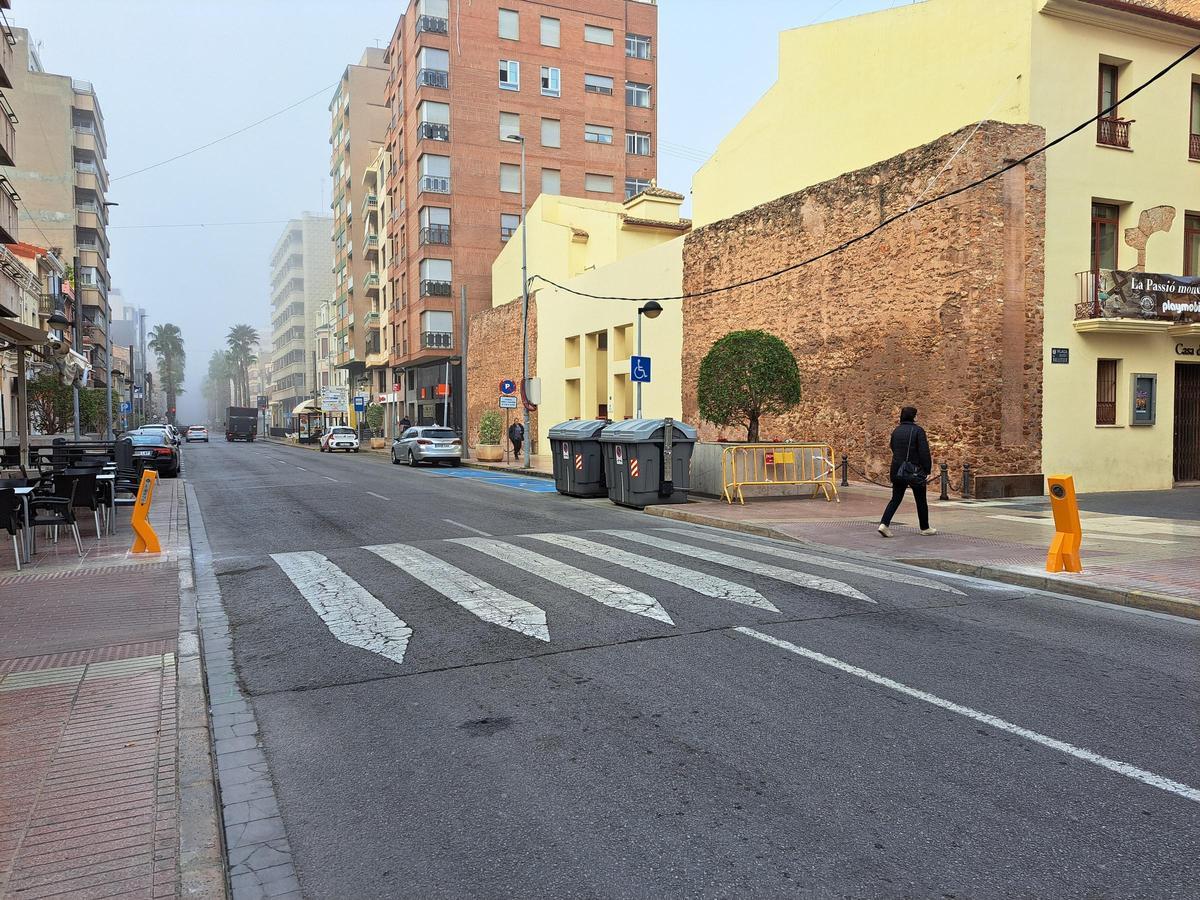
475, 409, 504, 461
364, 403, 386, 449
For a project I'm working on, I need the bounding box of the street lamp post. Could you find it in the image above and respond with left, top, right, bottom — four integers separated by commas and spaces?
71, 254, 81, 438
635, 300, 663, 419
505, 132, 531, 467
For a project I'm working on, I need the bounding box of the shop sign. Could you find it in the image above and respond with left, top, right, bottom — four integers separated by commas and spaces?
1051, 348, 1070, 364
1177, 344, 1198, 357
1099, 271, 1200, 320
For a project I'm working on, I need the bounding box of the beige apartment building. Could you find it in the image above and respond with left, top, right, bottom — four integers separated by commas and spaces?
4, 27, 111, 387
268, 215, 334, 428
0, 3, 21, 318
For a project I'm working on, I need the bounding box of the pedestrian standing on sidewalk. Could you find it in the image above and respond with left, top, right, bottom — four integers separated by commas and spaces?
399, 415, 411, 432
508, 421, 525, 460
878, 406, 937, 537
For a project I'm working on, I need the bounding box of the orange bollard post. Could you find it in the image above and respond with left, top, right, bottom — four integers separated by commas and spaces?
1045, 474, 1082, 573
129, 469, 162, 554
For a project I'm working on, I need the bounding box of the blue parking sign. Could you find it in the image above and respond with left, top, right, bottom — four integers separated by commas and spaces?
630, 356, 652, 384
354, 395, 367, 412
120, 401, 132, 413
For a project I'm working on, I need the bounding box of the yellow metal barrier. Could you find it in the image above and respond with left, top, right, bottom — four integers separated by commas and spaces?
129, 469, 162, 554
721, 443, 839, 505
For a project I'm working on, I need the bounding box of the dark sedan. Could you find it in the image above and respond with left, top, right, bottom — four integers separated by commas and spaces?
128, 430, 182, 477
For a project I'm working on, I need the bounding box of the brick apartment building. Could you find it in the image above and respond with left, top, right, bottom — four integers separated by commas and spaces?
376, 0, 659, 427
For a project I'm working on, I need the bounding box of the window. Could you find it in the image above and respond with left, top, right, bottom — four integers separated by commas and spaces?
626, 81, 651, 108
1185, 213, 1199, 277
584, 25, 614, 45
626, 33, 651, 59
541, 66, 560, 97
418, 46, 449, 71
540, 17, 560, 47
501, 213, 520, 242
419, 259, 452, 297
419, 207, 450, 245
1096, 359, 1118, 425
584, 73, 614, 95
1099, 63, 1118, 116
418, 100, 449, 124
500, 163, 521, 194
500, 111, 520, 142
419, 153, 450, 193
1097, 63, 1130, 147
500, 59, 520, 91
498, 8, 519, 40
1191, 83, 1200, 160
585, 173, 613, 194
541, 117, 560, 148
626, 130, 651, 156
542, 168, 560, 195
584, 123, 613, 144
625, 177, 650, 200
1091, 202, 1120, 272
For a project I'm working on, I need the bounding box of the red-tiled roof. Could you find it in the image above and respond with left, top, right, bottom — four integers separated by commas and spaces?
1079, 0, 1200, 27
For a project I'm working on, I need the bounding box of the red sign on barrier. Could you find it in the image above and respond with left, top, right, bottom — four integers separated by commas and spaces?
764, 452, 775, 465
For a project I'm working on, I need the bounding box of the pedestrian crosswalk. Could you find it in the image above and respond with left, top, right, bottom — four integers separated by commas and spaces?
267, 528, 970, 667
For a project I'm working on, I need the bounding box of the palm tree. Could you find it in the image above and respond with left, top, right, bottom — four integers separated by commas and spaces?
201, 350, 234, 423
148, 323, 186, 424
226, 324, 259, 408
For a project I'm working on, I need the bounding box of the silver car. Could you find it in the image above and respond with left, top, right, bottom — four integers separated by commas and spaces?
392, 426, 462, 466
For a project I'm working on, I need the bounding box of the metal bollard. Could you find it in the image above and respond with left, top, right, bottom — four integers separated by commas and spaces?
939, 462, 949, 501
962, 463, 972, 499
840, 454, 849, 487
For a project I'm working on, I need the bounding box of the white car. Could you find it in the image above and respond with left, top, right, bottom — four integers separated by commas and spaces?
141, 423, 182, 446
320, 426, 360, 452
186, 426, 209, 442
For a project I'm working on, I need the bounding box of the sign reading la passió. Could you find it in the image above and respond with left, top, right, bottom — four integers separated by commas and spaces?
1099, 270, 1200, 320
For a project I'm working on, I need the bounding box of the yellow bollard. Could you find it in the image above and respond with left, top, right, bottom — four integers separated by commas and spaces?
1045, 475, 1082, 573
129, 469, 162, 554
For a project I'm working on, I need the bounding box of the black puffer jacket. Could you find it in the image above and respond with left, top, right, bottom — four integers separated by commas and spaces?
889, 422, 932, 482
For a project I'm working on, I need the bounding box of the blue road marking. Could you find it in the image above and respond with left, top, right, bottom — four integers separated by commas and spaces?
426, 467, 558, 493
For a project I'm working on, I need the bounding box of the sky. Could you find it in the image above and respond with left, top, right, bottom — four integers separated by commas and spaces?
12, 0, 903, 423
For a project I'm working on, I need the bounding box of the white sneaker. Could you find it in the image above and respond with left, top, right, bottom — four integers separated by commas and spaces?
920, 528, 938, 536
877, 524, 892, 538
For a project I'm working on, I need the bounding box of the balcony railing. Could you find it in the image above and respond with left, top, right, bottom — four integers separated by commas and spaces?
363, 310, 381, 327
419, 279, 452, 298
39, 294, 58, 316
420, 331, 453, 350
364, 272, 381, 292
417, 15, 449, 35
1075, 268, 1199, 323
418, 121, 449, 142
419, 224, 450, 246
1190, 133, 1200, 161
420, 174, 450, 194
417, 68, 449, 90
1096, 117, 1132, 149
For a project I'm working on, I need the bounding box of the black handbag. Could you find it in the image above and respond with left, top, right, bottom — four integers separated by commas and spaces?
895, 427, 926, 487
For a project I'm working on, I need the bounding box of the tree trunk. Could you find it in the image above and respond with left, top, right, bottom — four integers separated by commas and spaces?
747, 411, 760, 443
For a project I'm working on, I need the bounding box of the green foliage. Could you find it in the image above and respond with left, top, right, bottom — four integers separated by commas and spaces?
697, 329, 802, 442
225, 324, 259, 407
478, 409, 503, 444
364, 403, 385, 436
27, 375, 74, 434
80, 386, 120, 434
148, 323, 186, 424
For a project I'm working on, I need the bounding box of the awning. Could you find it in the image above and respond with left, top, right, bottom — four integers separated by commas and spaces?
291, 398, 322, 416
0, 317, 50, 348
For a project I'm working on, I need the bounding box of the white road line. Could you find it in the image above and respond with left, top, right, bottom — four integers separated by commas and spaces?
366, 491, 391, 501
322, 475, 338, 482
528, 533, 778, 612
295, 466, 307, 471
271, 551, 411, 666
599, 530, 874, 604
443, 519, 492, 537
365, 542, 549, 642
736, 627, 1200, 805
662, 527, 964, 596
451, 537, 674, 625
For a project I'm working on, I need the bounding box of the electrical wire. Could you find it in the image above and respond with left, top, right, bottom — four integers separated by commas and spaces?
530, 40, 1200, 304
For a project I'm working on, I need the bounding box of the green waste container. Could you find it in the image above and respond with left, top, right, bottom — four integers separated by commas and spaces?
599, 418, 697, 509
548, 419, 610, 498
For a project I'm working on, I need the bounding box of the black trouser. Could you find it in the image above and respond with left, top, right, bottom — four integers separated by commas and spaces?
881, 480, 929, 530
511, 438, 523, 458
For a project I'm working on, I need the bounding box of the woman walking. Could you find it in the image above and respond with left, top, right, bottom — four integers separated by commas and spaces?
878, 406, 937, 537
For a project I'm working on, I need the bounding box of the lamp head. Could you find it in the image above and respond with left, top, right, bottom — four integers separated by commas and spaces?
639, 300, 663, 320
48, 310, 70, 327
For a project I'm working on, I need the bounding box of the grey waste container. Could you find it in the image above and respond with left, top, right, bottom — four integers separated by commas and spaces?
548, 419, 609, 497
599, 418, 697, 509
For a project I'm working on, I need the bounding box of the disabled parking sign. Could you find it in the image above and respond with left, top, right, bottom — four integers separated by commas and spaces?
630, 356, 651, 384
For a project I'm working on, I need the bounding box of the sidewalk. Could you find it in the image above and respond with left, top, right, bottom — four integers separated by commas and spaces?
646, 482, 1200, 618
0, 478, 224, 899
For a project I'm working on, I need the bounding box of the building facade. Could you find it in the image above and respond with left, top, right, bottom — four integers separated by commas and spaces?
268, 215, 334, 428
0, 3, 22, 318
4, 28, 111, 388
380, 0, 659, 427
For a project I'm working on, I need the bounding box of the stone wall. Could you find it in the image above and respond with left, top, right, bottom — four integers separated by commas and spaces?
466, 297, 538, 452
681, 121, 1046, 481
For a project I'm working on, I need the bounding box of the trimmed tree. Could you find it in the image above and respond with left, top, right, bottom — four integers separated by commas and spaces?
364, 403, 385, 437
696, 329, 802, 442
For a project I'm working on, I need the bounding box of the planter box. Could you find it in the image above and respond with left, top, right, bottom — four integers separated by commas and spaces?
369, 438, 386, 449
475, 444, 503, 462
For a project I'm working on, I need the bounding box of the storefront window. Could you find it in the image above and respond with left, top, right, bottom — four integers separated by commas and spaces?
1091, 203, 1120, 272
1185, 213, 1199, 277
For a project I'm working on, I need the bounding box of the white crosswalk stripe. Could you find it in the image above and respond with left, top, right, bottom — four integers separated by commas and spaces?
660, 527, 965, 596
271, 551, 412, 665
364, 542, 550, 642
450, 537, 675, 625
597, 530, 875, 604
527, 532, 779, 612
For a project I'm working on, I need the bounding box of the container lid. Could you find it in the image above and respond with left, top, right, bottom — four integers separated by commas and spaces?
599, 418, 697, 443
548, 419, 610, 439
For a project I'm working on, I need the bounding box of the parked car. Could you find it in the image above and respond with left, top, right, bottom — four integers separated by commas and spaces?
320, 426, 360, 453
140, 423, 182, 446
185, 426, 209, 442
392, 426, 462, 466
127, 430, 182, 477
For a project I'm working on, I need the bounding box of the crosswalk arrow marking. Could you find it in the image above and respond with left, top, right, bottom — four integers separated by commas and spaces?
450, 537, 675, 625
528, 533, 779, 613
364, 542, 550, 642
597, 530, 876, 604
271, 551, 412, 665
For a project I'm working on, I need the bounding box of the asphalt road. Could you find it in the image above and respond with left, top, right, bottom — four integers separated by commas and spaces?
186, 439, 1200, 899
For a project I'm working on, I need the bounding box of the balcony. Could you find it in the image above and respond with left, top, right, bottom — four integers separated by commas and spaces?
0, 91, 14, 168
0, 11, 13, 91
419, 224, 450, 246
364, 273, 381, 296
0, 175, 16, 243
1074, 269, 1198, 335
72, 126, 99, 155
418, 121, 449, 142
39, 294, 59, 317
361, 192, 378, 217
1096, 117, 1132, 149
419, 279, 452, 298
417, 68, 449, 90
420, 174, 450, 194
1190, 133, 1200, 162
364, 233, 380, 257
416, 15, 448, 35
420, 331, 453, 350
